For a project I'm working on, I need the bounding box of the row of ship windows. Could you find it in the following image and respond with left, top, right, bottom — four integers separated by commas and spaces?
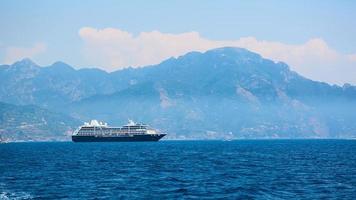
78, 131, 146, 135
80, 128, 147, 130
77, 133, 145, 136
79, 130, 146, 132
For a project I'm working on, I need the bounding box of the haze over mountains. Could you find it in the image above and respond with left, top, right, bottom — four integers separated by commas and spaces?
1, 47, 355, 141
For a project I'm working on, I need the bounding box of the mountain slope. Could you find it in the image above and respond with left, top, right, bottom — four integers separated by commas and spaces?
0, 102, 80, 142
70, 47, 356, 139
0, 59, 117, 109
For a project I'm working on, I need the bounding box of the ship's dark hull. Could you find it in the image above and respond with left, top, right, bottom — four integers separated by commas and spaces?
72, 134, 166, 142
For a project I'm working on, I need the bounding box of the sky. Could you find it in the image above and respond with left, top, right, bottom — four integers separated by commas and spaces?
0, 0, 355, 85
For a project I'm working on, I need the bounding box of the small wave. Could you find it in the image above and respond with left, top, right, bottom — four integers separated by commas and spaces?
0, 184, 33, 200
0, 191, 33, 200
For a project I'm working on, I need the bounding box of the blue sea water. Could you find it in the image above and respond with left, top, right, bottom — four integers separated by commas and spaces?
0, 140, 355, 199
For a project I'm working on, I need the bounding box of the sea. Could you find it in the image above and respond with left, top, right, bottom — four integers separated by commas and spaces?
0, 140, 355, 199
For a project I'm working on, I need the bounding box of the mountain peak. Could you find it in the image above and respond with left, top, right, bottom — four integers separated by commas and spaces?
53, 61, 68, 65
202, 47, 263, 64
50, 61, 74, 71
10, 58, 40, 72
13, 58, 38, 67
206, 47, 260, 56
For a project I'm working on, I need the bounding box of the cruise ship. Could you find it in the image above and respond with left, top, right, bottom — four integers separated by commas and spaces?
72, 120, 166, 142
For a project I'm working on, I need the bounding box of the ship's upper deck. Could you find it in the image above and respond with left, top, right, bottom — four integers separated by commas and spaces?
80, 120, 149, 130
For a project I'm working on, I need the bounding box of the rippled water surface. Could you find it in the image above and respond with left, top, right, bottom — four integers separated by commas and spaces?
1, 140, 356, 199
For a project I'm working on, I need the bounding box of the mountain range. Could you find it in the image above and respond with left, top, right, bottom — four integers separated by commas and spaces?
1, 47, 356, 141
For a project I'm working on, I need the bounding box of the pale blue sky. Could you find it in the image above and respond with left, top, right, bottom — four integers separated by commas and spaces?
0, 0, 355, 84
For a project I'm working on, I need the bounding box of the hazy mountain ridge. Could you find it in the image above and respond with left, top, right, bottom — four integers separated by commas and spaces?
1, 47, 356, 140
0, 59, 115, 108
